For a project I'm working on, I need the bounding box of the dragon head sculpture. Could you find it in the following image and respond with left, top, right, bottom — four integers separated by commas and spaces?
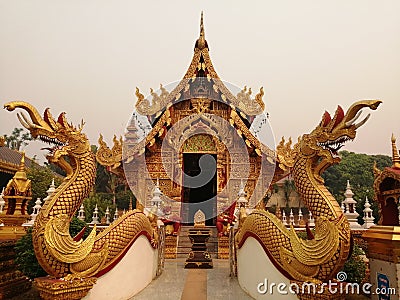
4, 101, 90, 176
300, 100, 381, 177
278, 100, 382, 179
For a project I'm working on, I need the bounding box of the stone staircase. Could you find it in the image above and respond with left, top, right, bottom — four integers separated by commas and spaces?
176, 226, 219, 259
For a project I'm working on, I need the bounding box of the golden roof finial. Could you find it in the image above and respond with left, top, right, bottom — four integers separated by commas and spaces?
14, 152, 28, 181
19, 152, 25, 169
196, 11, 207, 50
200, 11, 205, 38
391, 133, 400, 169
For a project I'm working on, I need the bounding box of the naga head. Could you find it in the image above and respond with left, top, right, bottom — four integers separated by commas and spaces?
298, 100, 381, 175
4, 101, 90, 171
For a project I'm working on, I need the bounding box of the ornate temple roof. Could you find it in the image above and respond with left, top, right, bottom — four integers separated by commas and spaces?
0, 137, 62, 189
373, 134, 400, 197
122, 14, 274, 162
97, 14, 276, 168
0, 143, 35, 175
134, 12, 265, 119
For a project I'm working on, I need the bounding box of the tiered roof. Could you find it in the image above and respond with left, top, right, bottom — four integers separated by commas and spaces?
135, 13, 265, 119
0, 136, 35, 175
124, 13, 275, 162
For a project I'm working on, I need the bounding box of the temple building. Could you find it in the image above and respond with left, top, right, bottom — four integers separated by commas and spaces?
372, 134, 400, 225
0, 136, 35, 189
97, 14, 278, 226
361, 135, 400, 299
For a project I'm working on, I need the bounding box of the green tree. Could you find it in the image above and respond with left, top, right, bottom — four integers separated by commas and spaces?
83, 193, 115, 223
91, 145, 109, 193
44, 161, 66, 177
115, 190, 135, 211
14, 228, 47, 279
283, 179, 296, 207
69, 216, 90, 239
82, 190, 135, 223
323, 150, 392, 223
26, 164, 63, 214
27, 165, 61, 200
342, 244, 366, 284
90, 145, 126, 198
4, 127, 32, 150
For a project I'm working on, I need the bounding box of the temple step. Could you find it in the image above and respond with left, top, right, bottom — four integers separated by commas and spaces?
176, 226, 219, 259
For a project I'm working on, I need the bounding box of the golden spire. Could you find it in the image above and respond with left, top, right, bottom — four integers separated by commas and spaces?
391, 134, 400, 169
14, 152, 27, 181
196, 11, 208, 50
200, 11, 205, 38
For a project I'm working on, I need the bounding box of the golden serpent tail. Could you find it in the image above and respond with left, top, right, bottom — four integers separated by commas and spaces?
5, 101, 155, 278
236, 100, 381, 283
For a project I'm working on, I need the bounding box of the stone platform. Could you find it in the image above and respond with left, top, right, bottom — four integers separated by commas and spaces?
132, 259, 252, 299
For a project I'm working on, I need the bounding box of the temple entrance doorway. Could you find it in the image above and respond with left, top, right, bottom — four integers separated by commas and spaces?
182, 153, 217, 226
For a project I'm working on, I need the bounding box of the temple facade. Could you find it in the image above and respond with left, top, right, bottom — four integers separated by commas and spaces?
97, 14, 277, 225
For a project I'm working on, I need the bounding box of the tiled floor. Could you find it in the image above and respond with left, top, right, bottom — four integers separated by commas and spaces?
132, 259, 253, 299
207, 260, 254, 300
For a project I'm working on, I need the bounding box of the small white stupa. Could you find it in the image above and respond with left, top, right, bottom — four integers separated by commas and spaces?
343, 180, 362, 229
45, 179, 56, 199
113, 207, 119, 221
148, 179, 163, 216
0, 187, 5, 214
363, 196, 375, 229
237, 180, 248, 208
308, 210, 315, 227
105, 206, 110, 225
298, 208, 304, 226
23, 198, 43, 227
234, 180, 248, 224
30, 198, 42, 221
91, 204, 99, 224
78, 204, 85, 221
282, 210, 288, 226
23, 179, 56, 227
289, 209, 295, 226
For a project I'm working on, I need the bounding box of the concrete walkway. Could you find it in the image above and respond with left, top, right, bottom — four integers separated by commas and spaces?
132, 259, 253, 300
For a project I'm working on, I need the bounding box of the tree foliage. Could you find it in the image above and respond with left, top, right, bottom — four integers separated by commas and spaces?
26, 164, 63, 214
283, 179, 296, 207
69, 216, 90, 239
90, 145, 127, 198
323, 150, 392, 222
342, 243, 366, 284
14, 228, 47, 279
4, 127, 32, 150
82, 190, 135, 223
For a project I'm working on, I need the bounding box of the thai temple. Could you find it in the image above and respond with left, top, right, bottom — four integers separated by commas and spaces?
97, 12, 277, 227
363, 135, 400, 300
2, 12, 397, 300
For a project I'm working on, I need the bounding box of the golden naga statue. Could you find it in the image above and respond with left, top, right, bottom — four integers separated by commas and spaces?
236, 100, 382, 284
4, 101, 155, 279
